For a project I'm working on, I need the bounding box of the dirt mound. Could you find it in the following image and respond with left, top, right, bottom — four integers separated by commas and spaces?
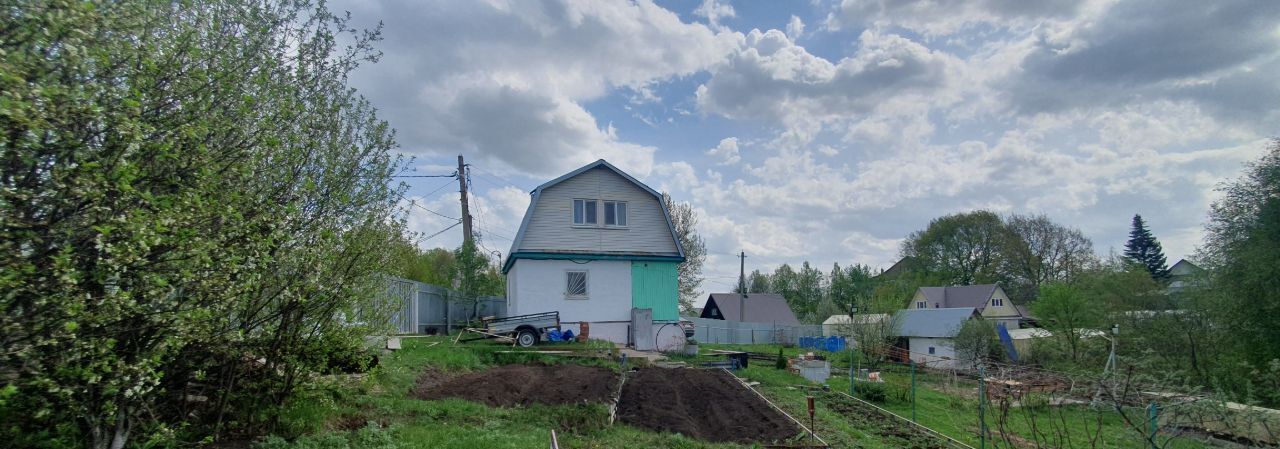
414, 364, 619, 407
617, 368, 800, 443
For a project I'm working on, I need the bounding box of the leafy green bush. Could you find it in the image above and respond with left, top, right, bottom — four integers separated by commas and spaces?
776, 348, 787, 370
857, 382, 888, 403
887, 383, 911, 403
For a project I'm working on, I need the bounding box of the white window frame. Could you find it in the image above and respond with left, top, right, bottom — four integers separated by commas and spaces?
565, 270, 588, 299
992, 297, 1003, 307
916, 301, 926, 309
572, 199, 598, 225
603, 200, 628, 227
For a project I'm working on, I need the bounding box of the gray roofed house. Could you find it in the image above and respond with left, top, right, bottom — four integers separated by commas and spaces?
700, 293, 801, 326
909, 284, 1023, 330
1167, 259, 1206, 294
1014, 304, 1035, 321
918, 284, 999, 309
893, 308, 979, 338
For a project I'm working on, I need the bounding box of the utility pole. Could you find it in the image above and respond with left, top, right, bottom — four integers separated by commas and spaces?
457, 154, 474, 244
738, 251, 747, 322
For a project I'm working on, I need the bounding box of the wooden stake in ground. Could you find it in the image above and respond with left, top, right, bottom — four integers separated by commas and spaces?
807, 395, 816, 444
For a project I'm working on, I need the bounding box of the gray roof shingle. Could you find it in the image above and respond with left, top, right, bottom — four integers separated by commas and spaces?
893, 308, 979, 338
702, 293, 801, 326
919, 284, 999, 309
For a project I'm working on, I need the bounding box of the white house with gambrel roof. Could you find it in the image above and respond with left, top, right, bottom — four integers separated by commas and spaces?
503, 160, 685, 349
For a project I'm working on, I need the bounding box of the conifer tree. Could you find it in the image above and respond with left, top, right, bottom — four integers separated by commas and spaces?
1124, 214, 1171, 280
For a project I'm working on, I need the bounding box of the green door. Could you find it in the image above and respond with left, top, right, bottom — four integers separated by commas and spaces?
631, 261, 679, 321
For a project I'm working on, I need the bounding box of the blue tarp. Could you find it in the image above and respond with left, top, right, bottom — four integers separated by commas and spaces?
799, 336, 847, 352
997, 323, 1018, 362
544, 329, 576, 342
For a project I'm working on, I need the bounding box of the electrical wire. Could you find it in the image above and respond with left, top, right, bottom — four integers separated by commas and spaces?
393, 173, 456, 178
419, 221, 462, 242
394, 190, 459, 221
418, 178, 457, 198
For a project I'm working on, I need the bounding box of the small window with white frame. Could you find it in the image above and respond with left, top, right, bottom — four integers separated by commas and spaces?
916, 300, 926, 309
603, 201, 627, 226
566, 270, 588, 298
573, 199, 598, 225
992, 297, 1003, 307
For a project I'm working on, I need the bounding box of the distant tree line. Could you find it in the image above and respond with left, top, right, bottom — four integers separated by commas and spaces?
735, 262, 906, 324
898, 211, 1099, 303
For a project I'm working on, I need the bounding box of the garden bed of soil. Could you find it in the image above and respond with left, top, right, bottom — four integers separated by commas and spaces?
616, 368, 800, 444
413, 364, 619, 407
821, 392, 950, 449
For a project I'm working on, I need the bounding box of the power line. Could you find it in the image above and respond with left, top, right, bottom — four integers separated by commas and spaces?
419, 221, 462, 242
469, 165, 522, 190
394, 190, 458, 221
476, 225, 513, 242
393, 173, 456, 178
419, 178, 457, 198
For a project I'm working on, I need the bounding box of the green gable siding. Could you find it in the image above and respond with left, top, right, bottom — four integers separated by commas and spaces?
631, 261, 678, 321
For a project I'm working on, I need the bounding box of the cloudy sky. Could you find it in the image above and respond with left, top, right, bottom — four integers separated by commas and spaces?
337, 0, 1279, 299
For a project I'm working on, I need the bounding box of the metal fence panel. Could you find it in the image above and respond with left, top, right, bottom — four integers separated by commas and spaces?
686, 317, 823, 345
382, 276, 507, 334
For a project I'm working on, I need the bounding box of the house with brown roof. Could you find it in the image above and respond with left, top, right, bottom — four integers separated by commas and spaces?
699, 293, 801, 326
907, 284, 1024, 329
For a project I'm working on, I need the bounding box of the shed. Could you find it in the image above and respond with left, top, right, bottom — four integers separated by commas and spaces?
1006, 327, 1052, 357
700, 293, 801, 326
821, 313, 890, 337
892, 307, 980, 368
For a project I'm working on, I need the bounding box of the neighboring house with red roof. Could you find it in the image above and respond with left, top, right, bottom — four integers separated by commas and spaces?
907, 284, 1024, 329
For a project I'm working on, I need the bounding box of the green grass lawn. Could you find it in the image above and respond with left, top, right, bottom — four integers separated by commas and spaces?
259, 339, 1218, 449
266, 337, 751, 449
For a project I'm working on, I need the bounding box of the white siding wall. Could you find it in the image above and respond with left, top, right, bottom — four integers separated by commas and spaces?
909, 337, 959, 368
981, 287, 1021, 329
518, 167, 678, 256
509, 258, 633, 323
509, 258, 685, 347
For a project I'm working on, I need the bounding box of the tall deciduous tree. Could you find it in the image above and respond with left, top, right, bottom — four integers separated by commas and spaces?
1123, 214, 1170, 280
1003, 214, 1097, 302
1203, 139, 1280, 396
794, 262, 826, 323
747, 269, 771, 293
1032, 282, 1104, 362
901, 210, 1010, 286
452, 240, 505, 321
662, 193, 706, 315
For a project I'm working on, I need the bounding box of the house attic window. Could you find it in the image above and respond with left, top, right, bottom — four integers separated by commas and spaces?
604, 201, 627, 226
573, 199, 597, 225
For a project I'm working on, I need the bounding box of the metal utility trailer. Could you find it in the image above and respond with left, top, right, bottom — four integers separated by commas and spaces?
455, 311, 561, 347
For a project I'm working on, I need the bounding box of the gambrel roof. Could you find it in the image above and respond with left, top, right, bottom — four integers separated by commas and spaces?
503, 159, 684, 272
